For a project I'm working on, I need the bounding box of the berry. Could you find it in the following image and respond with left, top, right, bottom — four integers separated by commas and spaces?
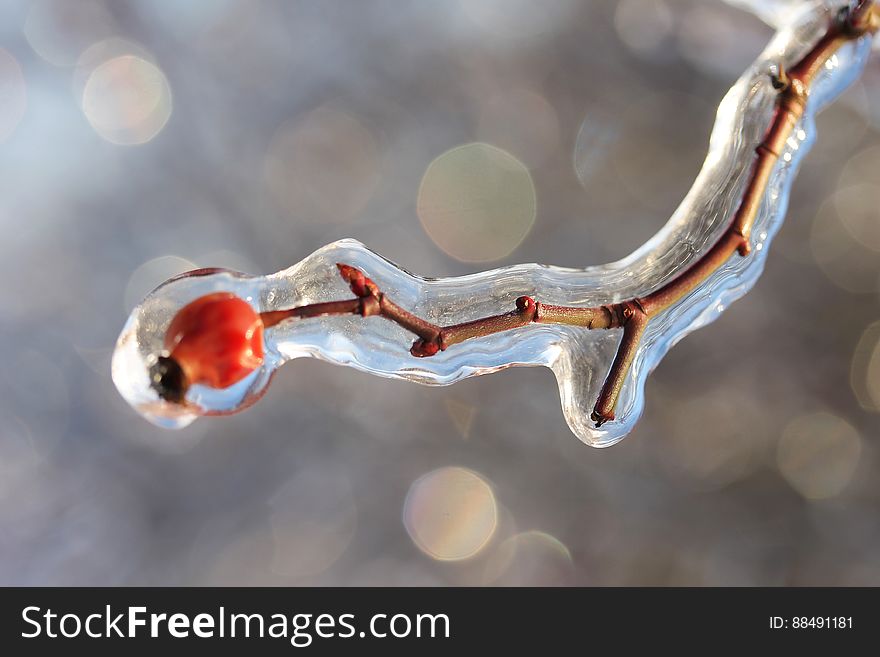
151, 293, 264, 402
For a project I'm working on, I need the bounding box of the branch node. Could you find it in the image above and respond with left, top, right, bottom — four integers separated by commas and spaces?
770, 62, 790, 91
780, 78, 808, 114
603, 304, 630, 328
591, 305, 648, 428
410, 339, 440, 357
731, 228, 752, 256
359, 295, 381, 317
840, 1, 878, 36
515, 295, 538, 321
755, 142, 779, 158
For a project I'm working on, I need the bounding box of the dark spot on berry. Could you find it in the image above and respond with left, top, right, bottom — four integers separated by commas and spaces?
149, 355, 188, 404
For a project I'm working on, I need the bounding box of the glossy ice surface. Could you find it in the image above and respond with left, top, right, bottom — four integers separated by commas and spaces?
112, 1, 873, 446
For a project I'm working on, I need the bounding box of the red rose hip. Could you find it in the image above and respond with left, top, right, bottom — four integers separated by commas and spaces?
150, 292, 265, 403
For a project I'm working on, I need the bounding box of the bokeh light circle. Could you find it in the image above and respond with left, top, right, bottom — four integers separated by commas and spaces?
810, 188, 880, 293
0, 48, 27, 143
459, 0, 578, 40
403, 466, 498, 561
269, 467, 358, 578
483, 530, 573, 585
417, 142, 536, 263
863, 325, 880, 412
676, 3, 769, 78
833, 183, 880, 252
264, 107, 381, 225
777, 412, 861, 500
81, 55, 172, 145
660, 392, 764, 490
123, 255, 198, 312
850, 320, 880, 412
614, 0, 674, 56
0, 413, 37, 488
477, 88, 560, 169
24, 0, 117, 67
611, 92, 713, 212
574, 106, 620, 187
73, 38, 153, 100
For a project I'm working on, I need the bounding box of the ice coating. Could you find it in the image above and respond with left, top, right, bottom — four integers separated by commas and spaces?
112, 1, 874, 446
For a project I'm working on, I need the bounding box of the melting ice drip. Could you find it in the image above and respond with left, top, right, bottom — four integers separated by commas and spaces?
113, 1, 874, 447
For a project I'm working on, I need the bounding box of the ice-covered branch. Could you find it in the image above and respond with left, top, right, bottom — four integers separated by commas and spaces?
113, 1, 878, 447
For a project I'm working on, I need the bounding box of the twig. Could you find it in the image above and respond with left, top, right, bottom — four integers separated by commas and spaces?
259, 2, 879, 427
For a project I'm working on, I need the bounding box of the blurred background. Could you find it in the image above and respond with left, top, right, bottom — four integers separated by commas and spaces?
2, 0, 880, 585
